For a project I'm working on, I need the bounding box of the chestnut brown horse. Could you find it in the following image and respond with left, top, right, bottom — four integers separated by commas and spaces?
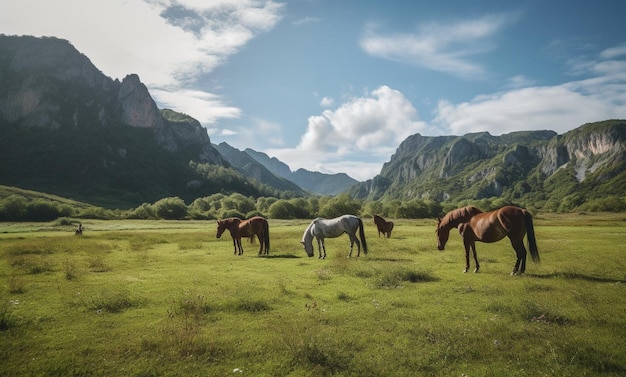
216, 216, 270, 256
436, 206, 539, 275
373, 214, 394, 238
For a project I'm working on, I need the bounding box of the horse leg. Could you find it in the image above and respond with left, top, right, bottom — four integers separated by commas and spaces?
471, 242, 480, 273
463, 241, 471, 273
511, 240, 527, 275
257, 234, 263, 255
237, 237, 244, 255
348, 234, 360, 257
316, 238, 324, 259
463, 239, 479, 272
232, 238, 237, 255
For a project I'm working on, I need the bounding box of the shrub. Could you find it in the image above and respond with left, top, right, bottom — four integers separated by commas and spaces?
268, 200, 299, 219
154, 197, 188, 220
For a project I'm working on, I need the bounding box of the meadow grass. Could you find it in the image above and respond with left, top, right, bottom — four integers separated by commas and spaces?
0, 214, 625, 376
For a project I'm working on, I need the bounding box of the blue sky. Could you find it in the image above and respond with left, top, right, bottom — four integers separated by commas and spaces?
2, 1, 626, 181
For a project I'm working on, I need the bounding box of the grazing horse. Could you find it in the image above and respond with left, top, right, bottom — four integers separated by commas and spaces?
435, 206, 540, 275
216, 216, 270, 256
301, 215, 368, 259
373, 214, 394, 238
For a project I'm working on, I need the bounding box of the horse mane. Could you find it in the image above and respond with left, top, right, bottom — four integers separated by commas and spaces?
440, 206, 482, 229
301, 219, 317, 244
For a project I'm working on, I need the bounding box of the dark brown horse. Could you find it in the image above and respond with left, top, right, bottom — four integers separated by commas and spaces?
373, 214, 394, 238
436, 206, 539, 275
216, 216, 270, 256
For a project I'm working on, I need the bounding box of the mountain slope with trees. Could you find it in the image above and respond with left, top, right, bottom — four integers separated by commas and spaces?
0, 35, 303, 208
350, 120, 626, 212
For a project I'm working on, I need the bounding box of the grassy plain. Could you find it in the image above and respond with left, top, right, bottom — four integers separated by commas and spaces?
1, 213, 625, 376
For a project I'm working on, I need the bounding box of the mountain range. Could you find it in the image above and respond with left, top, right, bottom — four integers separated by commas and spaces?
1, 35, 625, 212
0, 35, 353, 207
350, 121, 626, 211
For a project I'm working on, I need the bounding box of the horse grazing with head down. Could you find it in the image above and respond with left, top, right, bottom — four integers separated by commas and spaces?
216, 216, 270, 256
301, 215, 368, 259
436, 206, 540, 275
373, 214, 394, 238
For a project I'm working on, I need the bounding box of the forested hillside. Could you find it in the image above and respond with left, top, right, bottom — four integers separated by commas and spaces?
350, 120, 626, 212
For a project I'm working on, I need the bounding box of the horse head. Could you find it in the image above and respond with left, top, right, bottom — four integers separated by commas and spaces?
301, 240, 314, 257
216, 219, 228, 238
436, 217, 450, 250
301, 222, 316, 257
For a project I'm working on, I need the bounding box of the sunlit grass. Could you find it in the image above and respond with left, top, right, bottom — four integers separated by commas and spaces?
0, 215, 625, 375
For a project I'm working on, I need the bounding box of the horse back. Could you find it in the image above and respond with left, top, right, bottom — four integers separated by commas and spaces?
468, 206, 526, 242
239, 216, 267, 236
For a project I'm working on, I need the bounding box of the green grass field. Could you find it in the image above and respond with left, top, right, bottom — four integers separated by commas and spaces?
1, 214, 625, 376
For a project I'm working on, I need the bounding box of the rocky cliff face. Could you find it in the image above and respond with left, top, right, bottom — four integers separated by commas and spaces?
0, 35, 224, 165
0, 35, 240, 207
350, 120, 626, 206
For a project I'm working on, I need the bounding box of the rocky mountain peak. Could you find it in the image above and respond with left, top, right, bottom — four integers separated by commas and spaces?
117, 73, 163, 130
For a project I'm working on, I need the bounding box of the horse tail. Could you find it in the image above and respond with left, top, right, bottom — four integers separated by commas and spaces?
525, 211, 540, 263
358, 217, 368, 254
263, 219, 270, 253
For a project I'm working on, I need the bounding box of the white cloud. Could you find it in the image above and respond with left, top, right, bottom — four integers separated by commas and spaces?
434, 51, 626, 135
600, 43, 626, 59
0, 0, 284, 126
151, 89, 241, 124
299, 86, 427, 153
360, 12, 521, 79
262, 86, 429, 181
320, 96, 335, 107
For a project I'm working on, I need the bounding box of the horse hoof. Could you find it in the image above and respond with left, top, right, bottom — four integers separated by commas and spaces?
474, 269, 479, 273
463, 269, 468, 273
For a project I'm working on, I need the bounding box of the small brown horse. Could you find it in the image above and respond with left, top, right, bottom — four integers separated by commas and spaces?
216, 216, 270, 256
436, 206, 539, 275
373, 214, 394, 238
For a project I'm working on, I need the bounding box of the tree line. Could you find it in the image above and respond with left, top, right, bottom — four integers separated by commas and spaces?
2, 190, 625, 222
0, 193, 444, 221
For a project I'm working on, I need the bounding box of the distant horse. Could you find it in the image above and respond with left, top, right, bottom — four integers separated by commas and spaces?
301, 215, 368, 259
435, 206, 540, 275
75, 223, 83, 236
216, 216, 270, 256
373, 214, 394, 238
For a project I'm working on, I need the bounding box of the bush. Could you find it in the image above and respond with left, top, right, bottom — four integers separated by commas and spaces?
154, 197, 188, 220
0, 195, 27, 221
268, 200, 299, 219
25, 200, 60, 221
318, 194, 361, 218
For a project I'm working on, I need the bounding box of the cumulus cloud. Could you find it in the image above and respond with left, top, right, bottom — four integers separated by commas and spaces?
0, 0, 284, 125
264, 86, 429, 181
299, 86, 427, 154
360, 12, 521, 79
